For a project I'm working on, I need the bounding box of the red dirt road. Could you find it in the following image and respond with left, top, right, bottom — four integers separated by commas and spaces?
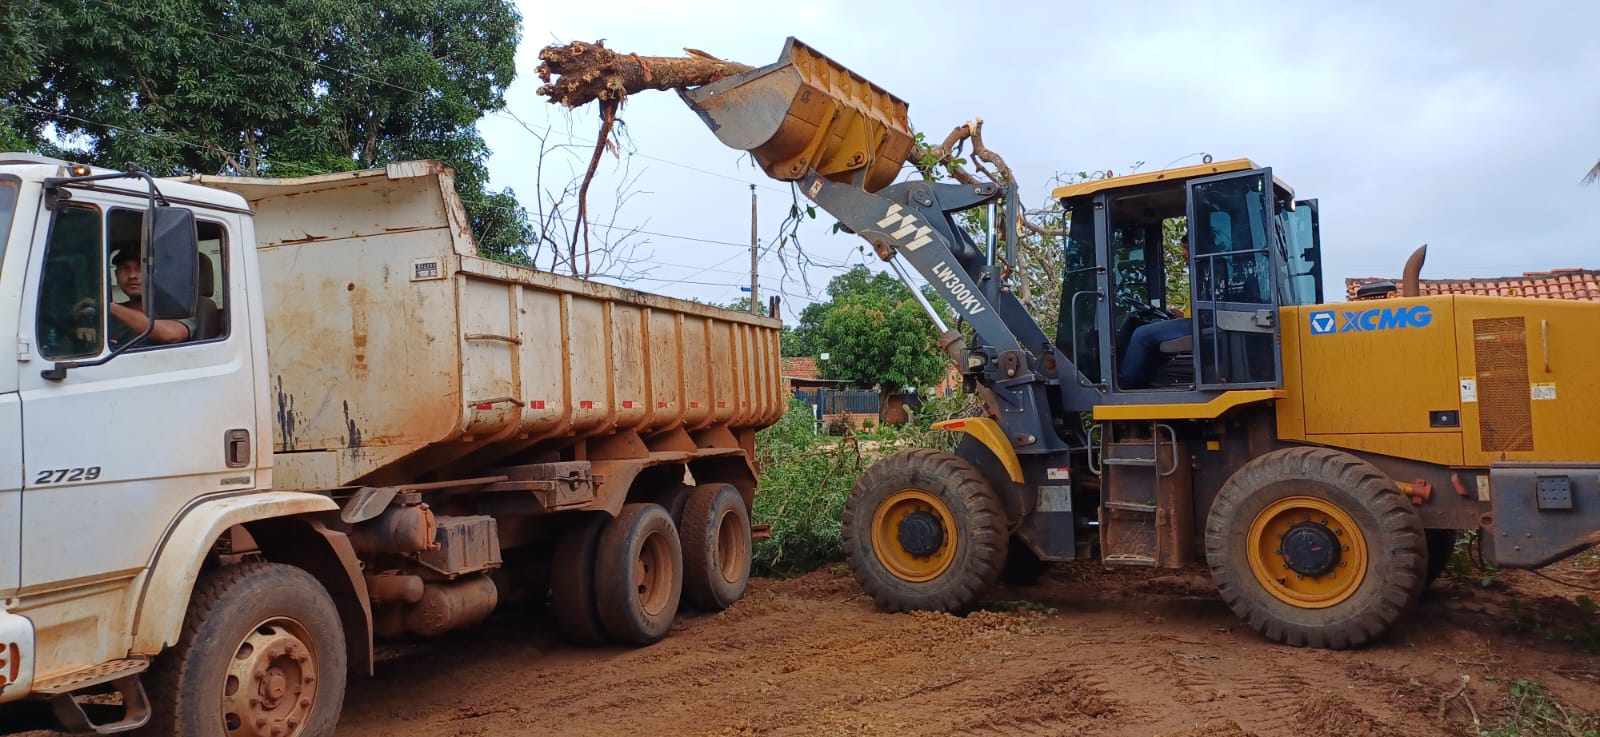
333, 559, 1599, 737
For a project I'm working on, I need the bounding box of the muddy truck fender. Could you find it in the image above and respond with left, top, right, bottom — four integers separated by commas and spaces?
127, 491, 374, 673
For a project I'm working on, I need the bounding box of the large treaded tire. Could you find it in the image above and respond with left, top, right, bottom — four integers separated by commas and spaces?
139, 562, 347, 737
842, 449, 1008, 613
1204, 447, 1426, 649
595, 503, 683, 645
680, 483, 752, 611
550, 511, 610, 646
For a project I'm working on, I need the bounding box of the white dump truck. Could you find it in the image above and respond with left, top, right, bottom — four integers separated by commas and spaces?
0, 155, 784, 735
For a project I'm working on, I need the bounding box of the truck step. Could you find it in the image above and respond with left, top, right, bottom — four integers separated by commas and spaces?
32, 658, 147, 695
38, 662, 151, 734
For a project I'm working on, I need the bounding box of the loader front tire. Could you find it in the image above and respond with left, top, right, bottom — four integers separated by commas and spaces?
1205, 447, 1426, 649
140, 562, 347, 737
842, 449, 1008, 613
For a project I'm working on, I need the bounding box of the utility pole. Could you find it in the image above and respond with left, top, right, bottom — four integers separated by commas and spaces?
749, 184, 759, 314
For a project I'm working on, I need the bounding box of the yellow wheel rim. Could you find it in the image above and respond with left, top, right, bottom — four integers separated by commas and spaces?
871, 489, 956, 582
1246, 496, 1368, 609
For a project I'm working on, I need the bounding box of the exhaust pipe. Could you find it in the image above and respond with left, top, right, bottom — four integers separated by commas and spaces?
1401, 245, 1427, 298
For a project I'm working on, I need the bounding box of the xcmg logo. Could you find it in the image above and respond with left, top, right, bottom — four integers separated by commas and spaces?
1309, 305, 1432, 335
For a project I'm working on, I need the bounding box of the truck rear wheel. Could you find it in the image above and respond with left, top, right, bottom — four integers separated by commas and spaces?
595, 503, 684, 645
1204, 447, 1427, 649
139, 562, 346, 737
681, 483, 752, 611
842, 449, 1008, 613
550, 512, 610, 646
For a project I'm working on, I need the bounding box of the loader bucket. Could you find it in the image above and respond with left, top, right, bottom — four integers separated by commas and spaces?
682, 37, 914, 193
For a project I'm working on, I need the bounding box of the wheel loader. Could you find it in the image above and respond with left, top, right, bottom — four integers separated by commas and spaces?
681, 38, 1600, 648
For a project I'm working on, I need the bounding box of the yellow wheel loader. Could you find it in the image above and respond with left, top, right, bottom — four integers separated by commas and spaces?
682, 38, 1600, 648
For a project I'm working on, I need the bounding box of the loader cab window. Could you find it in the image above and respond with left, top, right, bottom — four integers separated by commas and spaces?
1274, 198, 1322, 305
1057, 199, 1102, 382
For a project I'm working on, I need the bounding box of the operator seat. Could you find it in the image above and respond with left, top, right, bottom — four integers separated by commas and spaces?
192, 256, 223, 340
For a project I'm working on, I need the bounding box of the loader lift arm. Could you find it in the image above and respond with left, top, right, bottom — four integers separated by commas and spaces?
797, 170, 1096, 453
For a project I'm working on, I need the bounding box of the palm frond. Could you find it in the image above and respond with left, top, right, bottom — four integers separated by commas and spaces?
1585, 160, 1600, 186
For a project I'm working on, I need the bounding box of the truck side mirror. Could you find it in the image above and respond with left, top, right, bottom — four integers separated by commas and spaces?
147, 207, 199, 320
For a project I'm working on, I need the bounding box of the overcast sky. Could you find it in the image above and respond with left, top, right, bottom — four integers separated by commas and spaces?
481, 0, 1600, 318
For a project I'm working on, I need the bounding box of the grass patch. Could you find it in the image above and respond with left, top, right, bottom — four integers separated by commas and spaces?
1477, 678, 1597, 737
750, 395, 977, 577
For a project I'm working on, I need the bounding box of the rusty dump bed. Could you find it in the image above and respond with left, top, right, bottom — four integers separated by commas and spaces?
198, 161, 785, 489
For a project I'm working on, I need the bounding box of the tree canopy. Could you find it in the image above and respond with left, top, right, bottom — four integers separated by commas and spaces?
0, 0, 532, 262
798, 266, 949, 408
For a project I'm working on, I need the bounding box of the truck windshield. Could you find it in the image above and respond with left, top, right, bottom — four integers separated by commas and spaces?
0, 178, 17, 276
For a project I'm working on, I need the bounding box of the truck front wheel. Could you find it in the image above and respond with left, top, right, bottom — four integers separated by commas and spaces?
140, 562, 347, 737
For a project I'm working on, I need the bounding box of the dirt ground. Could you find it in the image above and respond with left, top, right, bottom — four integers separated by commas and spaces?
333, 555, 1600, 737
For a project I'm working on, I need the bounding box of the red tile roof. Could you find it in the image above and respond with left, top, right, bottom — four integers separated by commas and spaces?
1345, 269, 1600, 302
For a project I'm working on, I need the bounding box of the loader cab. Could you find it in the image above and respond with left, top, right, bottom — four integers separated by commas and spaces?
1054, 159, 1323, 396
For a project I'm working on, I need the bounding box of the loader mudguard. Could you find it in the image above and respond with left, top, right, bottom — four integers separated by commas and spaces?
933, 418, 1023, 484
128, 491, 341, 655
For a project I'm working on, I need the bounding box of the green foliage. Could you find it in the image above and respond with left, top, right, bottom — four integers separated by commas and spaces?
1478, 679, 1597, 737
0, 0, 532, 263
750, 394, 979, 576
750, 399, 862, 577
805, 266, 949, 399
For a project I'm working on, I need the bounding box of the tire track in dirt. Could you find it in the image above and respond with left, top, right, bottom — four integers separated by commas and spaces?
325, 564, 1596, 737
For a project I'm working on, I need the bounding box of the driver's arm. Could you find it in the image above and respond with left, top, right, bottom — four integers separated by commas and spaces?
108, 302, 192, 344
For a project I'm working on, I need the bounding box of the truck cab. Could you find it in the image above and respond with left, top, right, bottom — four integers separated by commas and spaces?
0, 153, 270, 721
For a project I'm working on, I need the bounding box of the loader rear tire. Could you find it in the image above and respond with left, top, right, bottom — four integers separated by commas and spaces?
139, 562, 346, 737
1205, 447, 1426, 649
681, 483, 752, 611
842, 449, 1008, 613
595, 503, 684, 645
550, 511, 610, 646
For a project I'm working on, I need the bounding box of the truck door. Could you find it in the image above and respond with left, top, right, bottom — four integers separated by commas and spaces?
17, 192, 258, 597
1185, 169, 1283, 389
0, 176, 23, 599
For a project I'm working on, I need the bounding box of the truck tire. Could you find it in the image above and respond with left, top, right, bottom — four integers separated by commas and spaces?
653, 483, 694, 527
841, 449, 1008, 613
680, 483, 752, 611
1204, 447, 1427, 649
550, 512, 610, 646
595, 503, 684, 645
139, 562, 347, 737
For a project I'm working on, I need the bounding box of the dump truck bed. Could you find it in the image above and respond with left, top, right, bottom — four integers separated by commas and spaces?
195, 162, 785, 489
